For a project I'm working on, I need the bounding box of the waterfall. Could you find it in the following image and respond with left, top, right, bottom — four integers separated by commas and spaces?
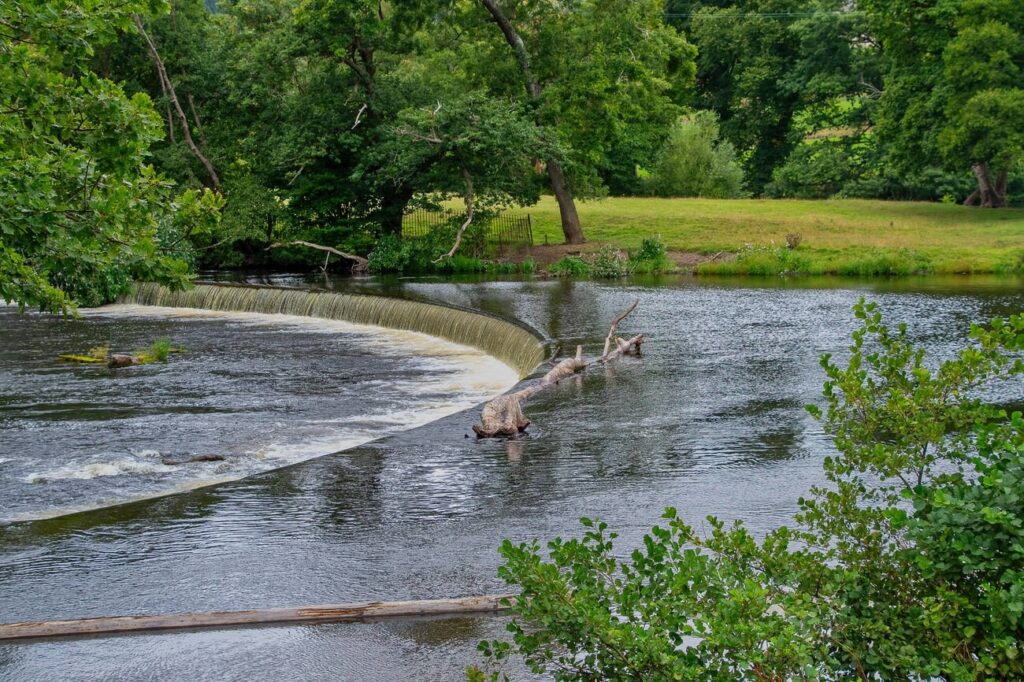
121, 283, 547, 378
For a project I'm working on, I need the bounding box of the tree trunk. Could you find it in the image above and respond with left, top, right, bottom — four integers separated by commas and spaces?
378, 183, 414, 237
547, 159, 585, 244
474, 301, 642, 438
479, 0, 585, 244
995, 168, 1009, 207
971, 162, 1008, 209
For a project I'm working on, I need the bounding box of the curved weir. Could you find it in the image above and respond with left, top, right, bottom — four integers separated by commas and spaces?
123, 282, 546, 378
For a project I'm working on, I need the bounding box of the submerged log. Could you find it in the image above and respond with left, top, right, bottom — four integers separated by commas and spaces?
161, 454, 226, 466
0, 595, 513, 641
58, 354, 106, 364
474, 301, 643, 438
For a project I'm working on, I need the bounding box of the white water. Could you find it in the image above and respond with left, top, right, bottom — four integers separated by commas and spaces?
2, 304, 520, 522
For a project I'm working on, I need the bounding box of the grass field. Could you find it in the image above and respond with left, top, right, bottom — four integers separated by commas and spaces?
508, 196, 1024, 275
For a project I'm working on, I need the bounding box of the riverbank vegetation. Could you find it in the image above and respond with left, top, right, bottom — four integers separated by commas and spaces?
2, 0, 1023, 308
473, 302, 1024, 681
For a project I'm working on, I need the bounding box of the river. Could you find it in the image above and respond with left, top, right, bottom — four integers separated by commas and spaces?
1, 275, 1021, 681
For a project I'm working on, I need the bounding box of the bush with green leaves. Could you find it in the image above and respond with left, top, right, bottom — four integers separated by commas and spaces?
474, 301, 1024, 681
629, 236, 674, 274
590, 247, 631, 278
548, 256, 591, 278
644, 112, 746, 199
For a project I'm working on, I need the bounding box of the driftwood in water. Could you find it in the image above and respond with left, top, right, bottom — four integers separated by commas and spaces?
474, 346, 587, 436
474, 301, 643, 438
0, 595, 512, 641
161, 454, 226, 466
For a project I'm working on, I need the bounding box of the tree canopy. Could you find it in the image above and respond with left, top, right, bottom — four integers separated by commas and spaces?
0, 0, 220, 311
2, 0, 1022, 305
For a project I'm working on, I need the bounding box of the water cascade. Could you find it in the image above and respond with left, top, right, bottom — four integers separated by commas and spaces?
122, 282, 546, 378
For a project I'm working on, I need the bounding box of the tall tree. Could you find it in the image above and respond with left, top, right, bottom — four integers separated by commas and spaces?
678, 0, 880, 194
863, 0, 1024, 207
470, 0, 694, 243
0, 0, 220, 311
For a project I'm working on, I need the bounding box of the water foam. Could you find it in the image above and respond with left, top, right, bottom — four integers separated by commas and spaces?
8, 304, 520, 522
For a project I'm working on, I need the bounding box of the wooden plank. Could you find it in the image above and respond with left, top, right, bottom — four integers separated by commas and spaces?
0, 594, 514, 641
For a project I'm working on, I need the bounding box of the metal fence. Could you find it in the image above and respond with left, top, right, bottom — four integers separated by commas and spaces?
402, 209, 533, 255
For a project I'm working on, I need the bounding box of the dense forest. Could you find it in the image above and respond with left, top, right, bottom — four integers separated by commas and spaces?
2, 0, 1023, 309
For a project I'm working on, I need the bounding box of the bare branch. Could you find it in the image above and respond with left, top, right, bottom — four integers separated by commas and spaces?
434, 169, 474, 263
265, 240, 369, 273
351, 103, 367, 130
132, 14, 221, 191
391, 125, 443, 144
600, 300, 638, 360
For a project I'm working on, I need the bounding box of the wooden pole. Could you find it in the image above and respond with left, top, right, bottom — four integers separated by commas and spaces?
0, 595, 513, 641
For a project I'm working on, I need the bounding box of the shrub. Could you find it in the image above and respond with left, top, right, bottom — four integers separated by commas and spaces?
548, 256, 590, 277
474, 303, 1024, 681
629, 235, 674, 274
590, 247, 630, 278
367, 234, 410, 273
644, 112, 746, 198
766, 140, 858, 199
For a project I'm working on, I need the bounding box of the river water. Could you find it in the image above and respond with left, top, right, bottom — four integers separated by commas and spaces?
1, 275, 1022, 681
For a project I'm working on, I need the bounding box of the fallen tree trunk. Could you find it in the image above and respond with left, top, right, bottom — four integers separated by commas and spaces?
0, 595, 512, 641
474, 301, 643, 437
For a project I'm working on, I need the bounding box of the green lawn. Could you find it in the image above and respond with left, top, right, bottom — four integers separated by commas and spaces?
509, 196, 1024, 275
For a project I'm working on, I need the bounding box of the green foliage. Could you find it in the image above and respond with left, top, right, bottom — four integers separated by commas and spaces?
701, 244, 937, 277
458, 0, 696, 206
644, 112, 746, 199
366, 234, 410, 273
767, 139, 860, 199
141, 338, 174, 362
589, 247, 630, 278
628, 236, 674, 274
0, 0, 221, 312
680, 1, 881, 194
863, 0, 1024, 203
548, 256, 590, 278
478, 302, 1024, 680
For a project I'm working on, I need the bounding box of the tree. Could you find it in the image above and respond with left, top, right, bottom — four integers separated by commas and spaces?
469, 0, 695, 243
0, 0, 221, 311
863, 0, 1024, 207
645, 111, 745, 198
678, 1, 881, 195
474, 301, 1024, 680
383, 93, 552, 258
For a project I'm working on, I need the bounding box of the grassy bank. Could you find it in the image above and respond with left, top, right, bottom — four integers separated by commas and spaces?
509, 197, 1024, 275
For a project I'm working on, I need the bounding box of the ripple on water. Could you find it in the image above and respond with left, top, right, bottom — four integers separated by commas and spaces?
0, 305, 519, 522
2, 278, 1023, 681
